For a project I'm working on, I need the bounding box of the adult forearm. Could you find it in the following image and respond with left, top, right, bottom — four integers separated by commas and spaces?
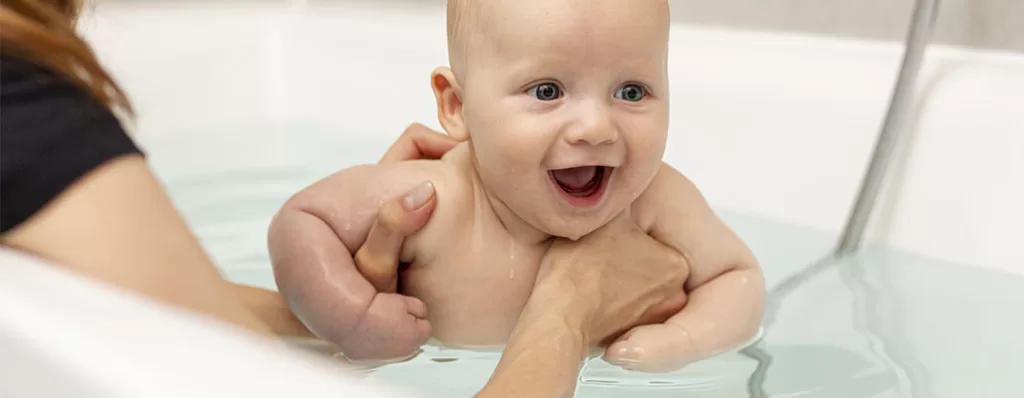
476, 289, 590, 398
233, 283, 315, 339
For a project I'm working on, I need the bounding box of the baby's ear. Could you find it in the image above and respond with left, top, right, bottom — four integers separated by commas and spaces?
430, 67, 469, 141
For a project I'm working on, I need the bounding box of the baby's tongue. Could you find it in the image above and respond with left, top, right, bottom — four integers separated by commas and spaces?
551, 166, 597, 190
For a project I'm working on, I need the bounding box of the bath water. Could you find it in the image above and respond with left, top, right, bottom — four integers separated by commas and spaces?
144, 123, 1024, 397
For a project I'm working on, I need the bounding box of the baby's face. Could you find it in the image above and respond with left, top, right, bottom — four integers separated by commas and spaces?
458, 0, 670, 239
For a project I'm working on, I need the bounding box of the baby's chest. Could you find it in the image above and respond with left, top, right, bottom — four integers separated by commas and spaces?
399, 236, 547, 345
403, 237, 545, 303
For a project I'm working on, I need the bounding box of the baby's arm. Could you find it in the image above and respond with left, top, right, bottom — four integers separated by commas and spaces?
604, 163, 765, 372
267, 160, 450, 360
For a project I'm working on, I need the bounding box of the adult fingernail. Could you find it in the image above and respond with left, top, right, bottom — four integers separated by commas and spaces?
403, 181, 435, 210
610, 345, 643, 365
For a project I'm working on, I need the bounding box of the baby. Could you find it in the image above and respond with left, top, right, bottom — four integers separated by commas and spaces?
269, 0, 764, 371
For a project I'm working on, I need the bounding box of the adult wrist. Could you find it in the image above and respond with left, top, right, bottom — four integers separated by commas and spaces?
525, 278, 594, 347
479, 284, 592, 398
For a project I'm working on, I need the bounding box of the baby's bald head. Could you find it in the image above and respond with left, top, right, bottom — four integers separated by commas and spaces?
445, 0, 486, 79
446, 0, 669, 81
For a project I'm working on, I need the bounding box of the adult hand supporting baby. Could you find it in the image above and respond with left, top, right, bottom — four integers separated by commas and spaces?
535, 213, 691, 344
356, 123, 459, 292
477, 213, 689, 398
378, 122, 462, 164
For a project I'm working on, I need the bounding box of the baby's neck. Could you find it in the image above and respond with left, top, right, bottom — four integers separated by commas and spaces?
482, 189, 553, 246
450, 143, 553, 246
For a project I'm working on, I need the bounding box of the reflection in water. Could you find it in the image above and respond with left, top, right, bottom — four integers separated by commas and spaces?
739, 343, 770, 398
841, 254, 927, 398
149, 124, 1024, 397
765, 344, 897, 397
757, 254, 907, 398
756, 248, 1024, 398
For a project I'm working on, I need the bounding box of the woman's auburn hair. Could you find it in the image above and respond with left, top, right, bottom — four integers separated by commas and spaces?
1, 0, 132, 114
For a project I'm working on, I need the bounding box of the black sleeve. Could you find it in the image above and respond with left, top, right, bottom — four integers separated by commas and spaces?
1, 54, 143, 233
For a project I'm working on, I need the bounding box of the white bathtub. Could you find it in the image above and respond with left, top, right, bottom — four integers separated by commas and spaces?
8, 1, 1013, 397
80, 0, 1024, 274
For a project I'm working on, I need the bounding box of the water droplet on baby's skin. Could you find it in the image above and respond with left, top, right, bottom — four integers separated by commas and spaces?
344, 222, 353, 232
507, 239, 518, 280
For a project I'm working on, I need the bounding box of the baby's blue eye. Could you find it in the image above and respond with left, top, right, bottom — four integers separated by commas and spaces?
615, 84, 646, 102
528, 83, 562, 101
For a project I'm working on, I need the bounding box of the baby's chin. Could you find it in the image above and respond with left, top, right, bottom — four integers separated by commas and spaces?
536, 211, 620, 241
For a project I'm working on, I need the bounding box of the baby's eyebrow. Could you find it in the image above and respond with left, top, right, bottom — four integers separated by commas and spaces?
499, 56, 561, 83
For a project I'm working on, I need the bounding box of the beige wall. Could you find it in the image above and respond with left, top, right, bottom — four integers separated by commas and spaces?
669, 0, 1024, 52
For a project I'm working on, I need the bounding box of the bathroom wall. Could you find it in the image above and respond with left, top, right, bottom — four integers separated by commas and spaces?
98, 0, 1024, 52
669, 0, 1024, 53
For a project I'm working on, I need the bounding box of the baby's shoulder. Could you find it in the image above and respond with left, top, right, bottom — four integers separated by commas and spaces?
398, 146, 484, 260
275, 146, 471, 256
629, 162, 700, 231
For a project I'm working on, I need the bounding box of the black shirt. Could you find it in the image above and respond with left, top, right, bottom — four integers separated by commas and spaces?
1, 54, 142, 233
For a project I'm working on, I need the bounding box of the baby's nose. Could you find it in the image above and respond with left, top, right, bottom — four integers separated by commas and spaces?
563, 112, 618, 146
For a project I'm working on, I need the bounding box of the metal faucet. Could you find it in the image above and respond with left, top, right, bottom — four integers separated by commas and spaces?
835, 0, 942, 256
766, 0, 944, 322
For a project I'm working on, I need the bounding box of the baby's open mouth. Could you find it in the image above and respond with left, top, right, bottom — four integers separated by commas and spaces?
549, 166, 612, 207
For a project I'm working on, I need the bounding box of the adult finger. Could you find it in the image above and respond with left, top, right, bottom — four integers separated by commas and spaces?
379, 123, 459, 164
603, 322, 699, 372
354, 181, 438, 292
603, 293, 694, 372
596, 289, 687, 347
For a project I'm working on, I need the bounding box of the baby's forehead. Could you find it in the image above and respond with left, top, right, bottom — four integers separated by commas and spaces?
448, 0, 669, 64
